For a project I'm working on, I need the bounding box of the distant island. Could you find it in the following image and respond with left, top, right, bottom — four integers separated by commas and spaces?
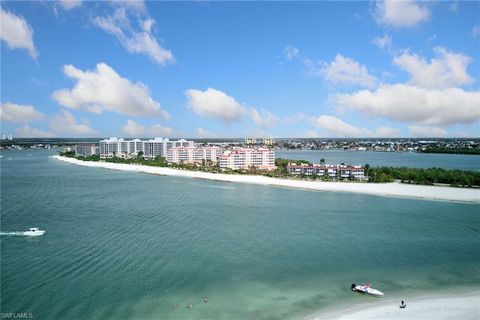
420, 146, 480, 155
2, 137, 480, 155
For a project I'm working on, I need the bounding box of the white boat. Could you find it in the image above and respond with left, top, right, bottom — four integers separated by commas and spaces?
23, 227, 45, 236
351, 283, 384, 297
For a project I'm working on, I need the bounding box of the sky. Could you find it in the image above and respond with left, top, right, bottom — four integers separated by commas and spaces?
0, 0, 479, 139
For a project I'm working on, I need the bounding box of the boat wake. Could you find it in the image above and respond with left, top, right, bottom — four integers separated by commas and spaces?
1, 228, 46, 237
0, 231, 28, 236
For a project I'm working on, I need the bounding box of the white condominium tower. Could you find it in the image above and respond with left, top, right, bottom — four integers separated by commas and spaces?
166, 146, 225, 164
99, 137, 193, 159
218, 148, 276, 171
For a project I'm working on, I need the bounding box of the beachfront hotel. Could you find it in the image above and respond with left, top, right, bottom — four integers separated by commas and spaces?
244, 137, 276, 146
75, 144, 99, 157
219, 148, 276, 171
99, 137, 193, 159
166, 146, 225, 164
287, 163, 365, 180
97, 138, 276, 170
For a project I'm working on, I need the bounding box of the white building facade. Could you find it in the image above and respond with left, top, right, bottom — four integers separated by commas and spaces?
166, 146, 224, 164
218, 148, 276, 171
287, 163, 365, 180
99, 137, 194, 159
75, 144, 99, 157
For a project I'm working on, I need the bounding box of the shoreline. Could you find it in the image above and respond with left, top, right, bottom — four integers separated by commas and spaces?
52, 155, 480, 203
303, 290, 480, 320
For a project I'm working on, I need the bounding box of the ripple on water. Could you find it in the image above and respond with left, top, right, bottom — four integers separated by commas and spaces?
1, 150, 479, 320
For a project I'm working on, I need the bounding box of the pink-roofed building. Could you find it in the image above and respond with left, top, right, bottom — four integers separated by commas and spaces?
218, 148, 276, 171
166, 146, 225, 164
287, 163, 365, 180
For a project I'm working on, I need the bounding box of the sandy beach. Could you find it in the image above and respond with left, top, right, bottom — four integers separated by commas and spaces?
304, 291, 480, 320
53, 156, 480, 203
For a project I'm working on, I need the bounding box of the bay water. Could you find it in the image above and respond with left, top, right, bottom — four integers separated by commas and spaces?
276, 150, 480, 171
1, 150, 479, 319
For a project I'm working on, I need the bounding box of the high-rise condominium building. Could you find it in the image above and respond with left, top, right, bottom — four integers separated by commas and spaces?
75, 144, 99, 157
218, 148, 276, 171
166, 146, 225, 164
99, 137, 193, 159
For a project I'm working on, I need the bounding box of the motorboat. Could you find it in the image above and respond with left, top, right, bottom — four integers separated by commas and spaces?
351, 283, 384, 297
23, 227, 45, 236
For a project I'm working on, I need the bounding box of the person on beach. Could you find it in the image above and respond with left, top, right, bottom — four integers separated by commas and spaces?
400, 300, 406, 309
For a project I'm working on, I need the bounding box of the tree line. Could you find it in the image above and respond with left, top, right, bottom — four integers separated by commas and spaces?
365, 166, 480, 187
420, 147, 480, 155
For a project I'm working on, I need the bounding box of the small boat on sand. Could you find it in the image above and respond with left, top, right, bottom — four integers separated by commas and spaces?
351, 283, 384, 297
23, 228, 45, 236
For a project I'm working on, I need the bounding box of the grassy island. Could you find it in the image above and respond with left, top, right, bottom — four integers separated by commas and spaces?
420, 147, 480, 155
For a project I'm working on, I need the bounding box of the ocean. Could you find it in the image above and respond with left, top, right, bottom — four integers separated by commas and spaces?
1, 149, 479, 319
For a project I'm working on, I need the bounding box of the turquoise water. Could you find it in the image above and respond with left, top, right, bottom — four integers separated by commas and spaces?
277, 150, 480, 171
1, 150, 479, 319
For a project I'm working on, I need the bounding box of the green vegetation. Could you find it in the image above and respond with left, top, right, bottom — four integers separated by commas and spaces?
420, 147, 480, 155
265, 158, 311, 178
59, 151, 75, 157
72, 153, 225, 173
366, 166, 480, 187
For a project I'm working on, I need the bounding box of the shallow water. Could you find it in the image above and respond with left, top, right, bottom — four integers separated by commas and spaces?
1, 150, 479, 319
277, 150, 480, 171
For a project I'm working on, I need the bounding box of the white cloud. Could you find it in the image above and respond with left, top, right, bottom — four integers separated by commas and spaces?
249, 108, 278, 128
196, 127, 217, 138
122, 120, 180, 137
110, 0, 146, 12
372, 33, 392, 50
453, 131, 474, 138
374, 0, 430, 27
14, 125, 54, 138
49, 110, 96, 135
122, 119, 146, 136
0, 102, 44, 123
336, 84, 480, 126
393, 47, 474, 89
313, 115, 399, 138
52, 63, 169, 119
284, 112, 308, 124
93, 8, 174, 65
409, 125, 448, 137
185, 88, 246, 123
305, 130, 320, 138
314, 115, 371, 137
185, 87, 277, 128
0, 8, 38, 59
58, 0, 82, 10
150, 124, 180, 137
473, 25, 480, 38
315, 55, 377, 88
449, 2, 458, 13
283, 45, 299, 60
375, 126, 400, 137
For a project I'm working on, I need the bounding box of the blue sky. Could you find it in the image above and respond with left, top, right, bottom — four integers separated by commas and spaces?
1, 0, 479, 138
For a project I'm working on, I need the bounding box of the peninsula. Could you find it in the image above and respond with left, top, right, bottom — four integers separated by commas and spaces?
53, 155, 480, 203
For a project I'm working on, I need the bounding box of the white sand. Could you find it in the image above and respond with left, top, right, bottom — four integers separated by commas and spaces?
53, 156, 480, 203
304, 291, 480, 320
